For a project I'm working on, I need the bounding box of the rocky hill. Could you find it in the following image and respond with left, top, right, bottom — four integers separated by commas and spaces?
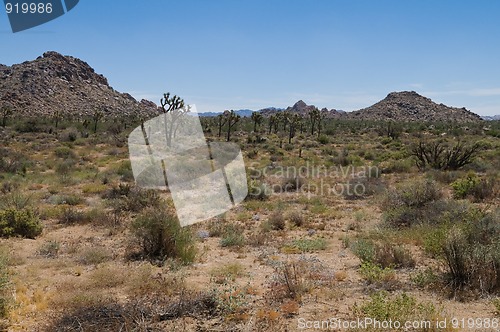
348, 91, 482, 122
260, 100, 343, 118
0, 51, 160, 119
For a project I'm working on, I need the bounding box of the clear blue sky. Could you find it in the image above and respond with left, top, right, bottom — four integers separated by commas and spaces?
1, 0, 500, 115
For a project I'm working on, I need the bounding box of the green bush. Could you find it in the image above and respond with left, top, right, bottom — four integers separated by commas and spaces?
443, 210, 500, 293
317, 134, 329, 144
359, 261, 395, 284
54, 146, 77, 159
381, 179, 446, 228
353, 291, 437, 325
0, 208, 43, 239
131, 207, 196, 264
0, 148, 30, 175
451, 173, 496, 201
351, 239, 415, 269
451, 172, 480, 199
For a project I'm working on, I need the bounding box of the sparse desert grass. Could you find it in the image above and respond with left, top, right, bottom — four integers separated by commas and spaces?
281, 238, 327, 253
78, 246, 112, 265
219, 223, 246, 248
36, 240, 60, 258
210, 262, 246, 283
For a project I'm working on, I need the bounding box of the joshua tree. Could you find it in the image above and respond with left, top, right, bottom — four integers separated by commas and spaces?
309, 107, 320, 136
52, 109, 62, 129
251, 112, 263, 132
1, 106, 13, 127
268, 114, 277, 134
216, 113, 227, 138
288, 113, 302, 144
160, 92, 187, 147
224, 110, 240, 142
92, 108, 104, 133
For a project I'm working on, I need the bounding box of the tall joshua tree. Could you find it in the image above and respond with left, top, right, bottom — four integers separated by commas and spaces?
92, 108, 104, 133
309, 107, 320, 136
1, 106, 13, 128
224, 110, 240, 142
268, 114, 276, 134
216, 114, 227, 138
288, 113, 302, 144
160, 92, 187, 147
251, 112, 263, 132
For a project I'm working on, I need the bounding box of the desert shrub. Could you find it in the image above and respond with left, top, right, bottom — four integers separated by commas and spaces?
280, 176, 306, 192
247, 180, 272, 200
383, 178, 441, 209
410, 267, 439, 289
131, 207, 196, 264
0, 148, 30, 175
351, 239, 415, 269
37, 240, 60, 258
350, 238, 375, 263
381, 179, 444, 228
287, 210, 304, 227
268, 210, 285, 230
58, 206, 85, 225
359, 261, 396, 285
268, 258, 333, 302
219, 223, 245, 248
105, 185, 161, 212
353, 291, 438, 326
54, 194, 84, 206
59, 128, 79, 142
373, 242, 415, 269
451, 173, 496, 201
317, 134, 329, 144
343, 176, 385, 200
451, 172, 480, 199
115, 160, 134, 182
78, 247, 112, 265
54, 146, 77, 159
443, 210, 500, 293
0, 208, 42, 239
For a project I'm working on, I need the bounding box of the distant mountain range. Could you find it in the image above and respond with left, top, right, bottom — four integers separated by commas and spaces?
481, 115, 500, 121
0, 52, 490, 123
200, 92, 483, 123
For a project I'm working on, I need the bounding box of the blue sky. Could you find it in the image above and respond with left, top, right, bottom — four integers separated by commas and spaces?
1, 0, 500, 115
